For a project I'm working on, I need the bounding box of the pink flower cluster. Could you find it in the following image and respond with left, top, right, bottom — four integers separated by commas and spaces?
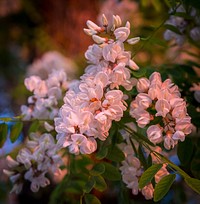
130, 72, 192, 149
119, 133, 169, 199
55, 15, 139, 155
3, 133, 62, 193
21, 69, 68, 121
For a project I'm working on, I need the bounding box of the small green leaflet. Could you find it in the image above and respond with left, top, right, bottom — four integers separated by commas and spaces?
138, 144, 148, 170
94, 175, 107, 192
132, 68, 146, 78
139, 164, 163, 189
164, 24, 182, 35
0, 123, 8, 148
28, 120, 40, 133
184, 177, 200, 194
191, 149, 200, 179
173, 12, 193, 20
84, 194, 101, 204
96, 148, 108, 160
177, 137, 194, 166
0, 117, 13, 122
102, 162, 121, 181
84, 177, 96, 193
90, 163, 105, 176
106, 145, 125, 162
10, 122, 23, 143
154, 174, 176, 202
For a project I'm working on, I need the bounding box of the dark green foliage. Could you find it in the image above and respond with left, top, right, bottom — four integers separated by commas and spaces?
178, 137, 194, 166
102, 162, 121, 181
10, 122, 23, 143
154, 174, 176, 202
84, 194, 101, 204
0, 123, 8, 147
139, 164, 163, 189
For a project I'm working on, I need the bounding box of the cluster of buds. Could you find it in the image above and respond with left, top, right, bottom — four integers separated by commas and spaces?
84, 14, 140, 46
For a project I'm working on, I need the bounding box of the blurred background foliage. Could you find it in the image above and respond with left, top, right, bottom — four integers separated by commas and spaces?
0, 0, 200, 203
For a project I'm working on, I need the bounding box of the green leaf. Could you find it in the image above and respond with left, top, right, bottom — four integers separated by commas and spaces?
28, 120, 40, 133
75, 155, 92, 173
90, 163, 105, 176
188, 105, 200, 127
106, 146, 125, 162
177, 137, 194, 166
191, 149, 200, 179
186, 60, 200, 68
164, 24, 182, 35
154, 174, 176, 202
184, 177, 200, 194
164, 0, 176, 8
149, 37, 168, 47
96, 148, 108, 160
139, 164, 163, 189
147, 154, 152, 168
0, 123, 8, 147
183, 0, 200, 9
94, 175, 107, 192
84, 194, 101, 204
10, 122, 23, 143
138, 144, 148, 169
102, 162, 121, 181
0, 117, 13, 122
133, 130, 155, 147
84, 177, 96, 193
173, 12, 193, 20
152, 0, 161, 12
131, 68, 146, 78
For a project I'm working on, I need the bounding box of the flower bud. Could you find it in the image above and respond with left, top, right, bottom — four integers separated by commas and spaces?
6, 155, 19, 168
92, 35, 106, 44
86, 20, 101, 31
136, 77, 150, 92
113, 15, 122, 28
116, 15, 122, 27
102, 14, 108, 27
110, 24, 115, 32
83, 28, 97, 36
129, 59, 139, 70
125, 21, 130, 29
127, 37, 140, 45
44, 121, 54, 132
3, 169, 15, 176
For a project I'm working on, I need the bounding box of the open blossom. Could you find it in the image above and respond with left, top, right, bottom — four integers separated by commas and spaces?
130, 72, 192, 149
54, 15, 139, 155
147, 125, 163, 144
142, 183, 154, 200
3, 133, 62, 194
